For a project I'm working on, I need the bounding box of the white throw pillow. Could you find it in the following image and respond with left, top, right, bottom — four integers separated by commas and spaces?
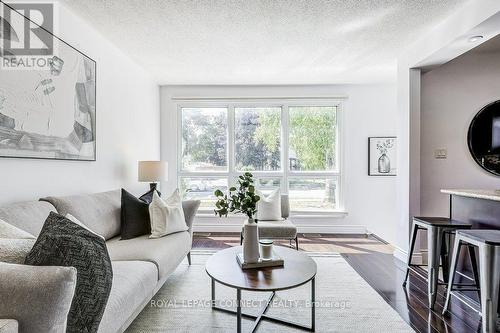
149, 189, 188, 238
65, 214, 105, 240
256, 189, 282, 221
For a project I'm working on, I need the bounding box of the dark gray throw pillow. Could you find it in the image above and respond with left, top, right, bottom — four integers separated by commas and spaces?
24, 212, 113, 333
139, 188, 157, 204
121, 188, 151, 240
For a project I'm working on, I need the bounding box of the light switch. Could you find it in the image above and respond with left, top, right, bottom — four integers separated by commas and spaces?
434, 148, 447, 159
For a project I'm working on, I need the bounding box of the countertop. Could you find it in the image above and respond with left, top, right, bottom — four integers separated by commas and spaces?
441, 189, 500, 202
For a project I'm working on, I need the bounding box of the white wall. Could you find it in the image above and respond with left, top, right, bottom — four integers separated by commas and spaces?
0, 4, 160, 205
160, 85, 399, 243
420, 43, 500, 216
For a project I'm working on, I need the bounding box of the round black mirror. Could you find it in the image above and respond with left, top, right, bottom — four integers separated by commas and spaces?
468, 100, 500, 176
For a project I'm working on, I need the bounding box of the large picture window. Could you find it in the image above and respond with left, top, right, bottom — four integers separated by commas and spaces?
235, 107, 281, 171
181, 107, 228, 172
289, 106, 337, 171
179, 101, 342, 213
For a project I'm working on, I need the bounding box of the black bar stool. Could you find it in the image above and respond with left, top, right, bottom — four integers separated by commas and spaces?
403, 217, 472, 309
443, 230, 500, 333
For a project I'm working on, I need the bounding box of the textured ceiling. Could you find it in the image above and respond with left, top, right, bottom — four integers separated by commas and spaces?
60, 0, 468, 84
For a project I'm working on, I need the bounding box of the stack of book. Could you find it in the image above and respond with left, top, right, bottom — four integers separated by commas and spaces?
236, 252, 284, 269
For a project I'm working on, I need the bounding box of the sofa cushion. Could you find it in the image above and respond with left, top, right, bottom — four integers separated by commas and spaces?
25, 212, 113, 333
149, 190, 187, 239
0, 219, 36, 265
41, 190, 121, 240
98, 261, 157, 333
0, 263, 76, 333
0, 219, 34, 239
182, 200, 201, 235
138, 188, 156, 204
0, 239, 35, 264
280, 194, 290, 219
0, 201, 56, 237
256, 189, 282, 221
65, 213, 105, 240
120, 189, 151, 240
0, 319, 18, 333
253, 219, 297, 239
106, 231, 191, 280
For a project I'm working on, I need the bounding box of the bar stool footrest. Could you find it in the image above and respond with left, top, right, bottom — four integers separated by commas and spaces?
451, 286, 480, 292
408, 266, 449, 285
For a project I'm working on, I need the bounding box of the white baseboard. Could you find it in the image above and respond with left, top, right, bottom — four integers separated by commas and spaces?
297, 225, 366, 234
393, 246, 407, 263
192, 223, 367, 234
393, 246, 422, 265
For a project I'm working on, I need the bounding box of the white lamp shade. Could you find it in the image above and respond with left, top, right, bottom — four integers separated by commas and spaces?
138, 161, 168, 182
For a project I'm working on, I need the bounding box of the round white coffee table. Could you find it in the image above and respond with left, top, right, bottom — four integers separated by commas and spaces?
205, 246, 317, 333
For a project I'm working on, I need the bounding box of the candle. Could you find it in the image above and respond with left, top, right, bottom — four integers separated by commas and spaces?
259, 239, 273, 260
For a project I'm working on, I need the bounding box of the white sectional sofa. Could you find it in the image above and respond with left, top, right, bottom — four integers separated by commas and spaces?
0, 190, 200, 333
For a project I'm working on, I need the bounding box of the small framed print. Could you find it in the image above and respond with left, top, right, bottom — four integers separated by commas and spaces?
368, 137, 397, 176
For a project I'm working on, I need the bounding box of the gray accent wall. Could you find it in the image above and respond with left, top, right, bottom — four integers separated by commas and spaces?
420, 35, 500, 217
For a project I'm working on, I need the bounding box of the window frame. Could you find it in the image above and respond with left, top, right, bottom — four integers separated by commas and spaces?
234, 106, 283, 172
177, 99, 345, 215
179, 106, 229, 173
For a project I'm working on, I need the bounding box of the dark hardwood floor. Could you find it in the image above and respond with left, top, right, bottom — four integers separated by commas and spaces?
192, 232, 482, 333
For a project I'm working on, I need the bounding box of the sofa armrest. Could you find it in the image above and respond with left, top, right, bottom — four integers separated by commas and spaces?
0, 320, 18, 333
0, 263, 77, 333
182, 200, 201, 237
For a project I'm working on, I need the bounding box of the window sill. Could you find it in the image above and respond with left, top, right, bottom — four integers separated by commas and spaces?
291, 211, 348, 218
195, 210, 348, 219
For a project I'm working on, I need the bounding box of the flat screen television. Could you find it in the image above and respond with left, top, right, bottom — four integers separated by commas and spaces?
493, 116, 500, 151
468, 100, 500, 176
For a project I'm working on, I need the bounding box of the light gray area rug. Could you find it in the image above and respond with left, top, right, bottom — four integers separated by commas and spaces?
126, 250, 414, 333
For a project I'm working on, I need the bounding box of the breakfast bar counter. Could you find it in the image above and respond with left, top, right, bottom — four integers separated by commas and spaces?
441, 189, 500, 230
441, 189, 500, 202
441, 189, 500, 305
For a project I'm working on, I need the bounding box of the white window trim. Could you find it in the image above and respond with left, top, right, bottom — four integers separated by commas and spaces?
176, 98, 346, 217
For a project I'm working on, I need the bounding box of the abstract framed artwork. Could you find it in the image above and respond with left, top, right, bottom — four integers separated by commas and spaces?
0, 2, 96, 161
368, 137, 397, 176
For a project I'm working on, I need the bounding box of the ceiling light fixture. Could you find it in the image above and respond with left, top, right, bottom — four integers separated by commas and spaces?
468, 35, 484, 43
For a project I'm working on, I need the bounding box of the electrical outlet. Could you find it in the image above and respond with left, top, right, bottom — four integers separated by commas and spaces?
434, 148, 447, 159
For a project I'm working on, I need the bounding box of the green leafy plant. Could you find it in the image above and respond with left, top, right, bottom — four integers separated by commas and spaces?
214, 172, 260, 219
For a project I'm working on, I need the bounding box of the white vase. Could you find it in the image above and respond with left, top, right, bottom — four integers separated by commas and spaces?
243, 218, 260, 263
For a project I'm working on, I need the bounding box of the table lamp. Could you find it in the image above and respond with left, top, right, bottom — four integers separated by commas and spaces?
138, 161, 168, 192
